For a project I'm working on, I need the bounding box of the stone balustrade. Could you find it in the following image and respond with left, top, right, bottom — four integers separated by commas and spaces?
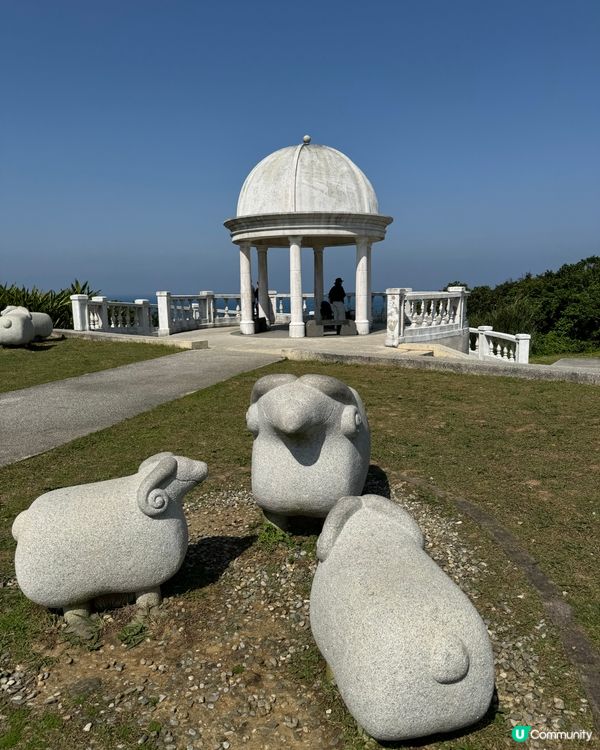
469, 326, 531, 364
385, 287, 468, 348
156, 292, 215, 336
213, 294, 242, 326
71, 295, 154, 335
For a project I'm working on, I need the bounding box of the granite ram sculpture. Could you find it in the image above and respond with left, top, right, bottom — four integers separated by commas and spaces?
247, 374, 370, 529
0, 306, 35, 346
1, 306, 54, 342
12, 452, 207, 636
310, 494, 495, 741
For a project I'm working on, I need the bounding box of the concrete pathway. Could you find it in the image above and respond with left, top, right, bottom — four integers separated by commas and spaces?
552, 357, 600, 369
0, 348, 280, 468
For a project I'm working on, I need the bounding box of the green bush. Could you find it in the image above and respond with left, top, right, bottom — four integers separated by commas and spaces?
451, 256, 600, 355
0, 280, 100, 329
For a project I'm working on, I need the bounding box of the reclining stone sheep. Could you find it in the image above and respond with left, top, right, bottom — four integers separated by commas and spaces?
310, 494, 495, 741
12, 452, 208, 636
247, 374, 370, 529
0, 307, 35, 346
1, 306, 54, 345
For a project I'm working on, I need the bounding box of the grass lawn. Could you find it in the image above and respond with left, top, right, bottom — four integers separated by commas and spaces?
530, 349, 600, 365
0, 338, 178, 393
1, 361, 598, 748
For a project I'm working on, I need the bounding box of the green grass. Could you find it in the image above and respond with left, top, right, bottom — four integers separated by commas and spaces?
530, 348, 600, 364
117, 621, 148, 649
0, 707, 139, 749
0, 337, 178, 393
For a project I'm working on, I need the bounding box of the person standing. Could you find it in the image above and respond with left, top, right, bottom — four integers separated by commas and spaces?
328, 277, 347, 320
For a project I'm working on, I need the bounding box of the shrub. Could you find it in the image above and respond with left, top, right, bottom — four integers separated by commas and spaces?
0, 280, 100, 328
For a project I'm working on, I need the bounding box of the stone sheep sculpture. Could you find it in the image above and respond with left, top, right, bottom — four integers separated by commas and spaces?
12, 452, 208, 636
246, 374, 370, 530
0, 306, 35, 346
310, 494, 495, 741
0, 306, 53, 345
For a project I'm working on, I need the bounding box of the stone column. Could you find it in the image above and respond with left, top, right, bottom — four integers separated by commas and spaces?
515, 334, 531, 364
156, 291, 173, 336
313, 245, 324, 322
257, 247, 272, 325
477, 326, 493, 359
289, 235, 305, 338
355, 237, 369, 335
366, 242, 373, 328
70, 294, 89, 331
239, 241, 255, 335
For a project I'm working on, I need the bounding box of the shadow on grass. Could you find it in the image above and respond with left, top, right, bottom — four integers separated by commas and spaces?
164, 534, 256, 597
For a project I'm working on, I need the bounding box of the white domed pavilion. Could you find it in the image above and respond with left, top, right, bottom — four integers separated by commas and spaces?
224, 136, 393, 337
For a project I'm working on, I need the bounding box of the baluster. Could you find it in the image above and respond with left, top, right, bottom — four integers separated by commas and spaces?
235, 303, 241, 321
278, 298, 284, 314
441, 299, 449, 324
424, 299, 432, 326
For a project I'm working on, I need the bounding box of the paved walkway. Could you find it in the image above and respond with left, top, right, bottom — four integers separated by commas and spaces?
0, 348, 279, 468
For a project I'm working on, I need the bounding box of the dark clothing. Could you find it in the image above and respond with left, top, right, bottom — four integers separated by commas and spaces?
320, 300, 334, 320
328, 283, 346, 303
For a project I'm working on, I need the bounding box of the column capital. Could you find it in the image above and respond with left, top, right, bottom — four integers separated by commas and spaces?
288, 235, 303, 246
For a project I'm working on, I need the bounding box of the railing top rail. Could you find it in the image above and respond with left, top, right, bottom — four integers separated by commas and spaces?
484, 331, 517, 342
469, 327, 517, 342
91, 299, 145, 307
170, 294, 209, 300
405, 290, 463, 299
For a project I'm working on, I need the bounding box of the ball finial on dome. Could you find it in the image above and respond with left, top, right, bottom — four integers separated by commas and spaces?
303, 134, 311, 144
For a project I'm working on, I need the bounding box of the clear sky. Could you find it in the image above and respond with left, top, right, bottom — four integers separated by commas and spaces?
1, 0, 599, 298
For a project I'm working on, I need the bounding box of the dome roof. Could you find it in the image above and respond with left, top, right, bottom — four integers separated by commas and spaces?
236, 139, 380, 217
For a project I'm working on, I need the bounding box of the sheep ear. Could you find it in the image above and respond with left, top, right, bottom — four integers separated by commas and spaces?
250, 374, 297, 404
316, 496, 363, 561
137, 456, 178, 517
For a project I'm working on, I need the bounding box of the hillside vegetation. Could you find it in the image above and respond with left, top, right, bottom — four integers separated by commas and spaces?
452, 256, 599, 354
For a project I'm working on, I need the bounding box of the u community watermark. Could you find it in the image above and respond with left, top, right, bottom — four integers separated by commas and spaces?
512, 725, 594, 742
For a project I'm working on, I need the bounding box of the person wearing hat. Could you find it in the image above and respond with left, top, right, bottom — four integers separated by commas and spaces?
328, 277, 347, 327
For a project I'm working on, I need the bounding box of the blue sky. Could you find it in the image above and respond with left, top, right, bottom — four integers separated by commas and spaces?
1, 0, 599, 298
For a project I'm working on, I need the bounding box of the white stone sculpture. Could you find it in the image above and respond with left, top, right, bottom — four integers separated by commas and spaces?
0, 306, 35, 346
310, 494, 495, 741
247, 374, 370, 529
2, 306, 54, 340
13, 453, 208, 635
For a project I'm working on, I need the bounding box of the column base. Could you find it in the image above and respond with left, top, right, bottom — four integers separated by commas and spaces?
288, 322, 306, 338
356, 320, 370, 335
240, 320, 255, 335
